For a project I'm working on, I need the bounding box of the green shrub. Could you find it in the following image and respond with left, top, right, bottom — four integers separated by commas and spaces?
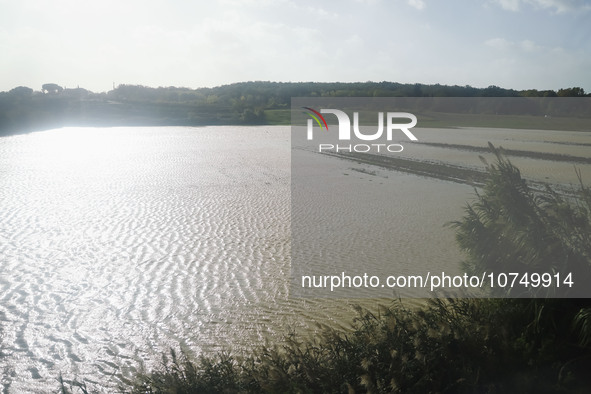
451, 143, 591, 298
130, 298, 591, 393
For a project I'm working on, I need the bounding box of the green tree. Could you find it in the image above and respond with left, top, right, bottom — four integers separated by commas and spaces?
8, 86, 33, 97
557, 87, 586, 97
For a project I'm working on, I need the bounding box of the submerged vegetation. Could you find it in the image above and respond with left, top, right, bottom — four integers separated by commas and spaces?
119, 148, 591, 393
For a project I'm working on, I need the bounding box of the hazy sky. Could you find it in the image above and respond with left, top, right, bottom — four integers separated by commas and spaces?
1, 0, 590, 92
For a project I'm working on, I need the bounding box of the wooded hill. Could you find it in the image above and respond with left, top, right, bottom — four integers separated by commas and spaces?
0, 81, 588, 135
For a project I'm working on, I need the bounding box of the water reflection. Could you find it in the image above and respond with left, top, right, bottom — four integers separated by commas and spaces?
0, 125, 588, 391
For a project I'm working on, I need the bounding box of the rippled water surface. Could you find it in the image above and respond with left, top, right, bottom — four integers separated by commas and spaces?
0, 125, 588, 392
1, 126, 299, 392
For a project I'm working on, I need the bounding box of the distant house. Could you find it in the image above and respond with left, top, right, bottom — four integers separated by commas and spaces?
42, 83, 63, 94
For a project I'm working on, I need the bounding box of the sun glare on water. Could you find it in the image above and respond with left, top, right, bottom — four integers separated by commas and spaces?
32, 127, 119, 163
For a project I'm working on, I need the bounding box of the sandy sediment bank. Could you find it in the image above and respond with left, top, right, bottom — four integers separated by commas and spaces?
322, 151, 488, 186
321, 148, 582, 196
417, 142, 591, 165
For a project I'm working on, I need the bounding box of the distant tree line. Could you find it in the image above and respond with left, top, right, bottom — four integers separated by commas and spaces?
0, 81, 589, 135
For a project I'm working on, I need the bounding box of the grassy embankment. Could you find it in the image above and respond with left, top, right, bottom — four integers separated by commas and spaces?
270, 108, 591, 130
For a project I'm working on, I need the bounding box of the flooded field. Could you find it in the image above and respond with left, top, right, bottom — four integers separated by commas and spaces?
0, 125, 588, 391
